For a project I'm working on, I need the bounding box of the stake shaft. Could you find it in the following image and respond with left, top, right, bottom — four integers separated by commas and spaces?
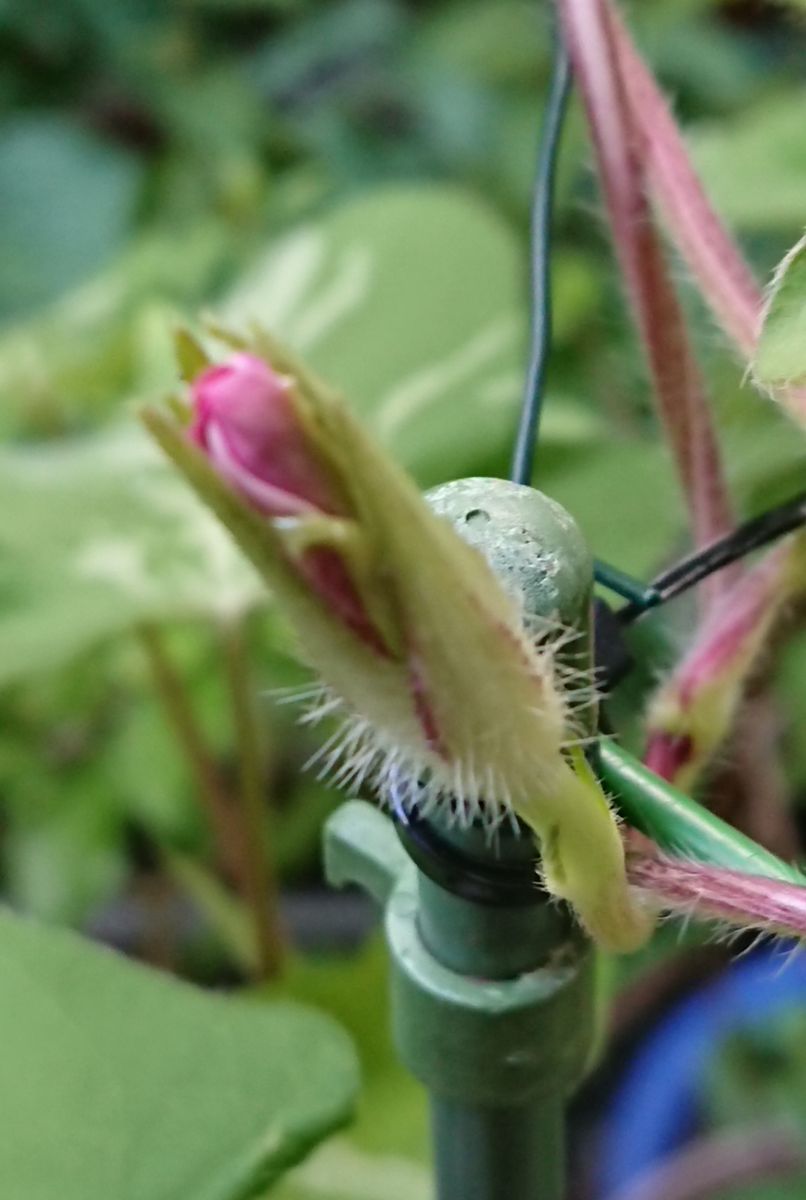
431, 1097, 564, 1200
417, 873, 572, 1200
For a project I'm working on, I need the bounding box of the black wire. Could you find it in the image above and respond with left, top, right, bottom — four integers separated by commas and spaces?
654, 490, 806, 597
616, 489, 806, 624
390, 788, 539, 906
510, 34, 571, 485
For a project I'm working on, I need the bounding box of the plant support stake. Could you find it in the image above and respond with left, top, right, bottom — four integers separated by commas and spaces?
325, 479, 599, 1200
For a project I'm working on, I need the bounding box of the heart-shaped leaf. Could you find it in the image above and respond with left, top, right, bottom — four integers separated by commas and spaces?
0, 907, 358, 1200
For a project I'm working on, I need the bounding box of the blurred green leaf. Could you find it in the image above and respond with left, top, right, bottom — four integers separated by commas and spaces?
2, 781, 125, 924
0, 427, 262, 687
0, 116, 142, 321
0, 221, 235, 435
754, 234, 806, 391
546, 440, 683, 578
247, 0, 406, 103
268, 936, 426, 1171
417, 0, 541, 89
691, 95, 806, 232
0, 908, 358, 1199
274, 1139, 430, 1200
222, 185, 598, 485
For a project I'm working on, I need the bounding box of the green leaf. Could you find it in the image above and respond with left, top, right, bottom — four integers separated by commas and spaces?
0, 427, 262, 687
417, 0, 542, 88
271, 946, 432, 1194
0, 221, 235, 437
690, 95, 806, 233
0, 116, 142, 321
221, 185, 595, 485
2, 773, 125, 924
0, 907, 358, 1200
280, 943, 427, 1161
546, 440, 683, 579
754, 233, 806, 392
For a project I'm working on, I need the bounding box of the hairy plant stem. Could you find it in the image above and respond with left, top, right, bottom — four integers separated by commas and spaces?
138, 624, 243, 878
138, 622, 283, 980
557, 0, 734, 603
221, 617, 285, 981
627, 844, 806, 941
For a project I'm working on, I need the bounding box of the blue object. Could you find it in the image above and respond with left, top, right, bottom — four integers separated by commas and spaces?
599, 946, 806, 1197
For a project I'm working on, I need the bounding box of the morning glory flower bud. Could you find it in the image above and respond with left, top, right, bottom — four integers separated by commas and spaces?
645, 539, 805, 789
190, 353, 347, 519
145, 329, 652, 952
189, 352, 388, 656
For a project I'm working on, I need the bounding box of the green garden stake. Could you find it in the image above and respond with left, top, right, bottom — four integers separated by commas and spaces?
325, 478, 599, 1200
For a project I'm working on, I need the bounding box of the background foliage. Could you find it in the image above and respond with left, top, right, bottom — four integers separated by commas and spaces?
1, 1, 805, 1196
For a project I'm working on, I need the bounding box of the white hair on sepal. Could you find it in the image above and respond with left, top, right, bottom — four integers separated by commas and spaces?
273, 599, 603, 847
270, 681, 325, 704
523, 611, 603, 728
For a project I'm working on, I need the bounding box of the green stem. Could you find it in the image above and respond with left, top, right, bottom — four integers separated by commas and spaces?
138, 624, 243, 883
220, 617, 285, 981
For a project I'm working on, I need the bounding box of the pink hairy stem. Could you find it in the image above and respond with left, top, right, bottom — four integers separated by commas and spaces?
557, 0, 734, 586
606, 2, 806, 423
605, 1, 761, 359
628, 847, 806, 942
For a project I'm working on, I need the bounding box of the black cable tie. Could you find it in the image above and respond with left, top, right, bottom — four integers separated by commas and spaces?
388, 780, 540, 907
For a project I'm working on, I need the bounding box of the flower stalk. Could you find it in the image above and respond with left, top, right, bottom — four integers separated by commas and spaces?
220, 616, 285, 980
139, 620, 283, 979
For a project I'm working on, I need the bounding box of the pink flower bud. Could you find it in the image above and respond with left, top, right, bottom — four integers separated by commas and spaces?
189, 352, 386, 655
644, 539, 803, 789
190, 353, 345, 518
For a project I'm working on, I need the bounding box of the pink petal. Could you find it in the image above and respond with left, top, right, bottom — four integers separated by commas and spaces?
190, 354, 345, 517
189, 353, 388, 656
